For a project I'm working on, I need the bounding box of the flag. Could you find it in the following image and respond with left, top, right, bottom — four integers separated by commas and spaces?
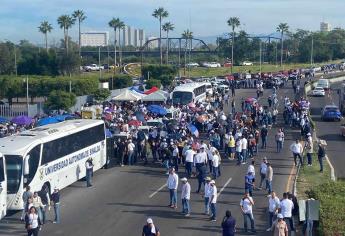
188, 123, 199, 137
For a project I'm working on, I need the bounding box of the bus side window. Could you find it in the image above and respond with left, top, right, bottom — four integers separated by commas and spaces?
26, 145, 41, 185
0, 157, 4, 182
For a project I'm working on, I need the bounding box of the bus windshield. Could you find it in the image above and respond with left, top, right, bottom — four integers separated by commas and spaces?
0, 157, 4, 182
5, 155, 22, 194
172, 91, 193, 105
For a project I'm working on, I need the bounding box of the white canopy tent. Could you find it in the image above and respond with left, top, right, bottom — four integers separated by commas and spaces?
141, 90, 169, 102
112, 89, 144, 101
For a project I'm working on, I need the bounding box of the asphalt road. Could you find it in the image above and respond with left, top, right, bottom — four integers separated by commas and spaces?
0, 85, 300, 236
308, 81, 345, 178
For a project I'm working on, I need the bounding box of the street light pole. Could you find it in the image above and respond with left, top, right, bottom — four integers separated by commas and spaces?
99, 46, 101, 79
14, 45, 17, 76
259, 40, 262, 75
26, 76, 29, 113
310, 36, 314, 66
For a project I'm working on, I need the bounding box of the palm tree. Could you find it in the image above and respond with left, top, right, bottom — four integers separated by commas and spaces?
152, 7, 169, 65
57, 15, 76, 53
72, 10, 87, 57
38, 21, 53, 52
117, 20, 125, 71
227, 17, 240, 69
162, 22, 174, 64
108, 17, 121, 74
276, 23, 289, 66
182, 30, 193, 76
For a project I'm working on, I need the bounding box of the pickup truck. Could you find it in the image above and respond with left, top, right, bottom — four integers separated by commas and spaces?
84, 64, 104, 72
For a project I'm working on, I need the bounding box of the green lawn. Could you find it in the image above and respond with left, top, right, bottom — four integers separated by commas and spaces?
296, 153, 331, 199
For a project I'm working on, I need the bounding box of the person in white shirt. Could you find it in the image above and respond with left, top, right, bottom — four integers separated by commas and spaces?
289, 139, 303, 166
127, 139, 136, 165
209, 180, 217, 221
25, 206, 41, 235
280, 192, 295, 231
184, 147, 195, 177
241, 137, 248, 164
167, 168, 179, 208
211, 151, 221, 179
204, 177, 212, 215
195, 148, 207, 171
240, 192, 256, 233
267, 191, 280, 229
181, 178, 191, 216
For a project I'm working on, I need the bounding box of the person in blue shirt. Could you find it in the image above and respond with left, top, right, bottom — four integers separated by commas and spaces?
222, 210, 236, 236
244, 172, 255, 197
142, 218, 160, 236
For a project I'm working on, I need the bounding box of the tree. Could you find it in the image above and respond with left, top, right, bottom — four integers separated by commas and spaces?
182, 30, 193, 76
117, 20, 125, 71
162, 22, 174, 64
142, 64, 178, 87
0, 43, 15, 74
108, 17, 121, 74
38, 21, 53, 52
277, 23, 289, 66
45, 90, 76, 111
145, 79, 161, 89
152, 7, 169, 65
93, 88, 111, 102
57, 15, 76, 53
113, 74, 133, 89
72, 10, 87, 58
227, 17, 240, 67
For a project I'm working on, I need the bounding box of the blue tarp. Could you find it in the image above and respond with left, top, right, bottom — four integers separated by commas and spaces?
11, 116, 33, 126
0, 117, 8, 124
37, 117, 60, 126
54, 114, 75, 121
134, 111, 146, 122
147, 105, 167, 116
105, 129, 112, 138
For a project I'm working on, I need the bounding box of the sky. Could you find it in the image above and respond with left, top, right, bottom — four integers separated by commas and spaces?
1, 0, 344, 44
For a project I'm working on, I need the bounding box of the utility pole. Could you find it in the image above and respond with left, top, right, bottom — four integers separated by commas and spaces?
69, 81, 72, 93
99, 46, 102, 79
26, 76, 29, 113
259, 40, 262, 75
310, 36, 314, 66
14, 45, 17, 76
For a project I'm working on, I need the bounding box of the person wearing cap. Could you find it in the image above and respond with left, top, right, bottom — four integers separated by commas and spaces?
209, 180, 217, 222
267, 213, 288, 236
142, 218, 160, 236
181, 177, 191, 216
244, 172, 255, 197
304, 133, 313, 166
317, 140, 326, 172
203, 177, 212, 214
51, 187, 60, 224
167, 168, 179, 209
240, 192, 256, 233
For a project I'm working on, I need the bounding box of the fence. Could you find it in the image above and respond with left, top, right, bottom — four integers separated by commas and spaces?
0, 104, 43, 119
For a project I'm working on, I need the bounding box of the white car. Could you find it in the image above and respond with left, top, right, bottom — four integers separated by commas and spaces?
217, 84, 230, 91
202, 62, 221, 68
241, 61, 253, 66
186, 62, 199, 68
84, 64, 104, 72
312, 87, 325, 96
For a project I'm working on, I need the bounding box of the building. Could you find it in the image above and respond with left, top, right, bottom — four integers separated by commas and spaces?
320, 22, 332, 32
139, 29, 146, 47
120, 25, 146, 48
80, 32, 109, 47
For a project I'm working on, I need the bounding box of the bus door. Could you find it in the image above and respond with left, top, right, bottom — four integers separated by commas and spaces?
0, 154, 7, 220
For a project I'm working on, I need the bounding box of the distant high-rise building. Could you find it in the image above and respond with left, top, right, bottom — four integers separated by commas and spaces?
139, 29, 146, 47
80, 32, 109, 46
320, 22, 332, 32
121, 25, 146, 48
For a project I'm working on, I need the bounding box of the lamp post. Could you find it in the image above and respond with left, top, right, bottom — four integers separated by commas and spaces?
310, 35, 314, 66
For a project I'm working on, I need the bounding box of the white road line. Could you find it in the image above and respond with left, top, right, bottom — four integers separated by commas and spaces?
217, 177, 232, 197
149, 183, 167, 198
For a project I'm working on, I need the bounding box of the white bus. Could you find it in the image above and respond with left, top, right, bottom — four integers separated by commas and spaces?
0, 153, 6, 220
0, 119, 107, 210
171, 83, 207, 105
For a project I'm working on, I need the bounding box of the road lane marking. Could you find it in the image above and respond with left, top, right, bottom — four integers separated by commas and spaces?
217, 177, 232, 197
149, 183, 167, 198
285, 164, 296, 193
